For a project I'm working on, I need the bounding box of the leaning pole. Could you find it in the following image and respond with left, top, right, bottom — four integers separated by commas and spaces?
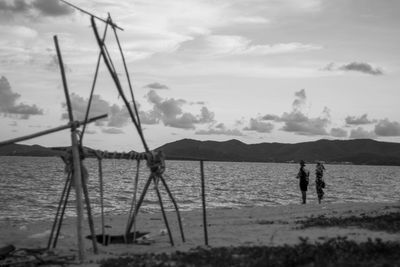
54, 35, 86, 262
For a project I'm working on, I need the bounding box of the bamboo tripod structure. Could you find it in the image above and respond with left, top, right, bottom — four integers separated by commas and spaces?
0, 44, 106, 263
0, 3, 189, 260
87, 13, 186, 247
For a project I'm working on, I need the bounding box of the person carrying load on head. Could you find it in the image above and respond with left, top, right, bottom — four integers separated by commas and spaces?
315, 162, 326, 204
296, 160, 310, 204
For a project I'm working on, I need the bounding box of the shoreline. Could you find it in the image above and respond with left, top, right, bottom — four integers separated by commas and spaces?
1, 201, 399, 264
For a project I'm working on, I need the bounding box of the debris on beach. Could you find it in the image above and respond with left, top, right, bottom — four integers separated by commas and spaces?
99, 237, 400, 267
296, 211, 400, 233
0, 246, 75, 266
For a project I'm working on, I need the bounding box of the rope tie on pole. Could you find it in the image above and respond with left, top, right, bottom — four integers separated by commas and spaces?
146, 151, 166, 176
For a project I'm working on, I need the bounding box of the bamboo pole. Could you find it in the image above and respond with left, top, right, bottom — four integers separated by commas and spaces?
200, 160, 208, 246
59, 0, 123, 31
0, 114, 107, 147
52, 174, 73, 248
54, 35, 85, 261
81, 168, 99, 253
153, 174, 174, 246
91, 16, 150, 153
97, 158, 106, 246
47, 172, 71, 249
159, 174, 185, 242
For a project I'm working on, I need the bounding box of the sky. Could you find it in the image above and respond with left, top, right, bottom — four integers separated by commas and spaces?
0, 0, 400, 152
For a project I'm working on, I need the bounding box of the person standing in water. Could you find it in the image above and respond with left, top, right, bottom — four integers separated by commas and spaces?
315, 162, 326, 204
296, 160, 310, 204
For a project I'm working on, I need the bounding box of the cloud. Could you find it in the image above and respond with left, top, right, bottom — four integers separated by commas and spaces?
262, 114, 281, 121
108, 105, 130, 128
0, 76, 43, 119
330, 127, 348, 138
102, 128, 124, 134
262, 90, 330, 136
180, 35, 322, 56
349, 127, 376, 139
374, 119, 400, 137
143, 82, 169, 90
141, 90, 215, 129
61, 93, 130, 128
323, 62, 383, 75
293, 88, 306, 111
243, 118, 274, 133
0, 0, 73, 17
85, 129, 97, 134
138, 110, 159, 125
0, 0, 29, 13
233, 16, 270, 24
45, 54, 71, 72
198, 107, 215, 123
345, 114, 374, 125
196, 126, 244, 136
281, 113, 330, 135
340, 62, 383, 75
32, 0, 73, 16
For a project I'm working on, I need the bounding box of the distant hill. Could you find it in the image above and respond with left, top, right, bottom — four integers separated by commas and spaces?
156, 139, 400, 166
2, 139, 400, 166
0, 143, 65, 157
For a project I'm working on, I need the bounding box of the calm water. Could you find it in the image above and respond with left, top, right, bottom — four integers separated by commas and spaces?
0, 156, 399, 223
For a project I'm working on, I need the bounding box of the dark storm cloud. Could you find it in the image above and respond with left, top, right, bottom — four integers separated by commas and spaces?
330, 127, 348, 138
0, 76, 43, 119
345, 114, 374, 125
243, 118, 274, 133
141, 90, 215, 129
143, 82, 169, 90
349, 127, 376, 139
374, 119, 400, 136
323, 62, 383, 75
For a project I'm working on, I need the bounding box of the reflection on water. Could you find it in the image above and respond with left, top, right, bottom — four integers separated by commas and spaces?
1, 156, 399, 223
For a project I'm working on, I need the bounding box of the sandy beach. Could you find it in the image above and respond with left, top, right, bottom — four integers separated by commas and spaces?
1, 201, 399, 265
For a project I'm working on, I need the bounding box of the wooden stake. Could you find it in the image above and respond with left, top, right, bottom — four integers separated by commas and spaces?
200, 160, 209, 246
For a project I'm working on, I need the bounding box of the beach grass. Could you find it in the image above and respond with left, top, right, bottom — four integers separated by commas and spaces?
99, 237, 400, 267
297, 211, 400, 233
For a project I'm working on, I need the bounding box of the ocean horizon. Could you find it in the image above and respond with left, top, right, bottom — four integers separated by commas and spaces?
1, 156, 399, 224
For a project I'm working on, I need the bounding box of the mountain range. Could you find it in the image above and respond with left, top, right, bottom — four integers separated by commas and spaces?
157, 138, 400, 166
1, 139, 400, 166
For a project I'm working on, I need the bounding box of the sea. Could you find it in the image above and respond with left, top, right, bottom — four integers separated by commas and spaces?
0, 156, 399, 224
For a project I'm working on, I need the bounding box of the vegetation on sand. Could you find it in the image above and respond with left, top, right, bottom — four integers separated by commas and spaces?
100, 237, 400, 267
